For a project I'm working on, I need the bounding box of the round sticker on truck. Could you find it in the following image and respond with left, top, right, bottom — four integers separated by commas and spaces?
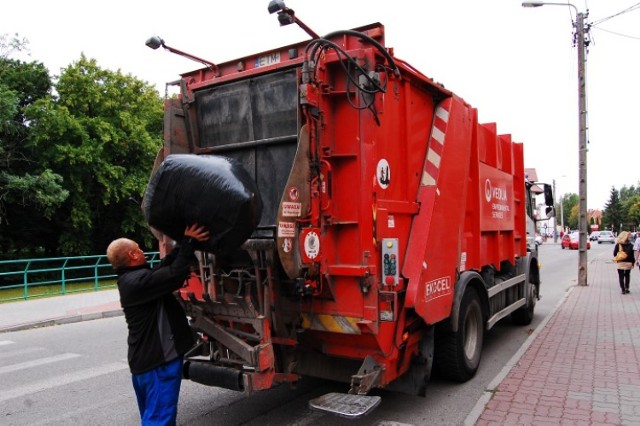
377, 159, 391, 189
304, 231, 320, 260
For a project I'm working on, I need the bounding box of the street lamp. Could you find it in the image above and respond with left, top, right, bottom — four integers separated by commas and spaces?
552, 178, 564, 242
553, 175, 568, 242
523, 1, 589, 287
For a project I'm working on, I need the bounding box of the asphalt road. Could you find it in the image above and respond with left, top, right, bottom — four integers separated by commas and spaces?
0, 242, 606, 425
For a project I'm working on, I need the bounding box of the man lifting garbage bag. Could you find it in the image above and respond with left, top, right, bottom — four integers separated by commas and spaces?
143, 154, 263, 254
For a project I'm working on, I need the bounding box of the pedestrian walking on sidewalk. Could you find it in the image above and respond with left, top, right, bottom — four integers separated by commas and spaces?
613, 231, 635, 294
634, 232, 640, 272
106, 224, 210, 426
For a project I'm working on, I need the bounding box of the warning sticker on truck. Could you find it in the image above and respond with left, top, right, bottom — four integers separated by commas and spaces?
288, 186, 299, 201
303, 231, 320, 260
377, 158, 391, 189
282, 238, 292, 253
278, 221, 296, 238
282, 202, 302, 217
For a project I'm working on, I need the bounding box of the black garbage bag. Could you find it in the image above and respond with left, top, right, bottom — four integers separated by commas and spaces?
143, 154, 263, 254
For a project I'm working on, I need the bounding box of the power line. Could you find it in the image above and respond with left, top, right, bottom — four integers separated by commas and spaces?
591, 2, 640, 26
591, 25, 640, 40
589, 2, 640, 41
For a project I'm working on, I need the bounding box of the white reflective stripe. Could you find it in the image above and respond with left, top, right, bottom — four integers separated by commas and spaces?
427, 149, 441, 168
436, 106, 450, 122
0, 361, 128, 403
431, 127, 445, 144
0, 353, 80, 375
0, 341, 15, 346
421, 172, 436, 186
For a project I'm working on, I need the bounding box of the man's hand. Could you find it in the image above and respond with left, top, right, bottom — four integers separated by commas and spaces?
184, 224, 210, 242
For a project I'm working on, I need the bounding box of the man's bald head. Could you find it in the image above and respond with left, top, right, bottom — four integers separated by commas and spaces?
106, 238, 138, 270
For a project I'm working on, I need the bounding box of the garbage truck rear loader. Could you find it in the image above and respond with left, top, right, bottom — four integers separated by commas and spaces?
145, 4, 554, 418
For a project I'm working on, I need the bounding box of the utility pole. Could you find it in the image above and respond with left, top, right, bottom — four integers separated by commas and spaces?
561, 197, 564, 234
576, 11, 589, 287
553, 179, 558, 243
523, 1, 589, 286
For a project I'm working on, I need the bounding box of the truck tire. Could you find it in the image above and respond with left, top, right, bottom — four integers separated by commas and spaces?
511, 282, 537, 325
434, 287, 484, 382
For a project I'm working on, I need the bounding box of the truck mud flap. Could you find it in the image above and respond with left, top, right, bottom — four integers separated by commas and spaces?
308, 393, 381, 419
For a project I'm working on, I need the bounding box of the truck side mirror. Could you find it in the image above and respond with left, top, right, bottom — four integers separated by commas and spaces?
543, 184, 554, 207
545, 206, 555, 218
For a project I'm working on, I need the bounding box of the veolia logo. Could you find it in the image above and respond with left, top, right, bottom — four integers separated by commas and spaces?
484, 179, 508, 203
484, 179, 493, 202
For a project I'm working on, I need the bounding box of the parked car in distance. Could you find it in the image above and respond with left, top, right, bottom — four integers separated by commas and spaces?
561, 231, 591, 250
535, 233, 543, 246
597, 230, 615, 244
589, 231, 600, 241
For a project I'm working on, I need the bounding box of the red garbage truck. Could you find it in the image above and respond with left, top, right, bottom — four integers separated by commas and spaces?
144, 1, 554, 418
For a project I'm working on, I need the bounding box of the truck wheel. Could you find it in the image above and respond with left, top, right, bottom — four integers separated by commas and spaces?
434, 287, 484, 382
511, 282, 537, 325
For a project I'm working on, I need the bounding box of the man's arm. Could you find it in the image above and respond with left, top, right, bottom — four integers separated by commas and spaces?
124, 224, 210, 305
146, 224, 210, 294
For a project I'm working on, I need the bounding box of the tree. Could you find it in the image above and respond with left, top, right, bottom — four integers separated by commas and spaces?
0, 34, 69, 258
618, 184, 640, 230
555, 192, 578, 231
603, 186, 625, 232
629, 198, 640, 229
0, 33, 29, 60
26, 55, 163, 255
564, 193, 579, 230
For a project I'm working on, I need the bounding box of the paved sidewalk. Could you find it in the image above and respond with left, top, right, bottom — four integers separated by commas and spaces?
469, 255, 640, 425
0, 289, 122, 333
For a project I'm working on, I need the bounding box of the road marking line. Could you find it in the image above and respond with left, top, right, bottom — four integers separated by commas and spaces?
0, 340, 15, 346
0, 361, 129, 403
0, 352, 80, 375
0, 347, 43, 360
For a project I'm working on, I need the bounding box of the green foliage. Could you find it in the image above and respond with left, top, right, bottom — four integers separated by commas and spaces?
1, 35, 163, 258
555, 192, 579, 230
603, 186, 626, 232
26, 55, 163, 255
602, 184, 640, 232
1, 170, 69, 218
629, 198, 640, 228
0, 44, 70, 257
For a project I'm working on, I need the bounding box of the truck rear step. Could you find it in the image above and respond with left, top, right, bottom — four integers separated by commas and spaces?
308, 393, 381, 419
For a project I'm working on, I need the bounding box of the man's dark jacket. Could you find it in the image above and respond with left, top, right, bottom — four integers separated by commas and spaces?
116, 240, 196, 374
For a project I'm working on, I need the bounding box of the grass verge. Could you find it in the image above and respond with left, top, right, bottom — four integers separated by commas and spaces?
0, 280, 117, 304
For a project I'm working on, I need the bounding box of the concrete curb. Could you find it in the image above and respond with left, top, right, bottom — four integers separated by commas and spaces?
0, 309, 124, 334
463, 285, 576, 426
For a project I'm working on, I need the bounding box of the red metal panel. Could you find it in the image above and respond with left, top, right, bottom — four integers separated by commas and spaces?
404, 96, 475, 324
512, 142, 527, 256
478, 163, 515, 231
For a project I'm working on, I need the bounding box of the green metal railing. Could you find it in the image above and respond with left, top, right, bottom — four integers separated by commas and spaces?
0, 253, 160, 303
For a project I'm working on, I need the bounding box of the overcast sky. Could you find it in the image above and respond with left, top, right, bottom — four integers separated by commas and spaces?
2, 0, 638, 210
